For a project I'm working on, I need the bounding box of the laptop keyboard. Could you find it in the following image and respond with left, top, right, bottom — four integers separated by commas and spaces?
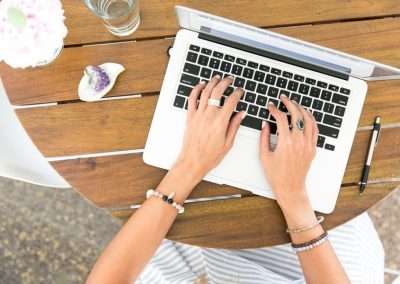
173, 44, 352, 151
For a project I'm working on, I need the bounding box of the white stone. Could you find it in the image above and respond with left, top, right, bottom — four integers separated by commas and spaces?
78, 63, 125, 102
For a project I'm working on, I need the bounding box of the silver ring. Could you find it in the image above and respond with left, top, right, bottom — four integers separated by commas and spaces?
295, 118, 305, 131
207, 98, 221, 107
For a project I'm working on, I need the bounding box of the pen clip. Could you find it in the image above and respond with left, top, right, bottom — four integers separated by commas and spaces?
374, 116, 381, 146
375, 130, 381, 146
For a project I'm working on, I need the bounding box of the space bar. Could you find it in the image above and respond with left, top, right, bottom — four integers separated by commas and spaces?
241, 115, 262, 130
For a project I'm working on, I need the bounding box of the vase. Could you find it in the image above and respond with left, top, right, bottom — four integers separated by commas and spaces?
36, 42, 64, 67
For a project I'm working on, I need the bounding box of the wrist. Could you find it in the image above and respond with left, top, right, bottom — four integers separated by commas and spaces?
157, 160, 203, 204
277, 191, 316, 229
283, 208, 318, 231
172, 158, 206, 184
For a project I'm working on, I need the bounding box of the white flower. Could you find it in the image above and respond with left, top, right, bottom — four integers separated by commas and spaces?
0, 0, 68, 68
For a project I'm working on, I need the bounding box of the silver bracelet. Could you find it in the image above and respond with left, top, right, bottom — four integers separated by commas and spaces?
286, 216, 325, 234
146, 189, 185, 214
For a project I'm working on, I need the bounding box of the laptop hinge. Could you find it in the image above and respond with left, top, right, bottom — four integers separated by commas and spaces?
198, 32, 350, 81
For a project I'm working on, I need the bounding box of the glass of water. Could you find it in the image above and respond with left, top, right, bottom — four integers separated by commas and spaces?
83, 0, 140, 37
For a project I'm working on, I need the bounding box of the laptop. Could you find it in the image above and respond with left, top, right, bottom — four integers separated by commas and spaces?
143, 6, 400, 213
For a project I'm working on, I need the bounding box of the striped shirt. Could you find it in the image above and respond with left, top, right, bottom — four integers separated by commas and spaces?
137, 213, 384, 284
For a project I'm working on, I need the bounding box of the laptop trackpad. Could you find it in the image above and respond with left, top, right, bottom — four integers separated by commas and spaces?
206, 129, 276, 197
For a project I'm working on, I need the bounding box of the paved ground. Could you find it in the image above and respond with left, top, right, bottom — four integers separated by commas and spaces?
0, 177, 399, 284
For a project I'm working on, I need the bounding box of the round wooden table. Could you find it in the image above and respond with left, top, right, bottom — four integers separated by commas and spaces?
1, 0, 400, 248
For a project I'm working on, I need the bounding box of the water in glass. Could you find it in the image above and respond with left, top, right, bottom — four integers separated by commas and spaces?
84, 0, 140, 37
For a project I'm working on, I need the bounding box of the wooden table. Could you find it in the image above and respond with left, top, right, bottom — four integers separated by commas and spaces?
1, 0, 400, 249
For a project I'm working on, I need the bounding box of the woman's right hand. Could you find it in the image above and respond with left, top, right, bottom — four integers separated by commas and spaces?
259, 95, 319, 227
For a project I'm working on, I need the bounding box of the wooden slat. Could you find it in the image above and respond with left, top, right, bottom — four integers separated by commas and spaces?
52, 127, 400, 208
16, 80, 400, 157
0, 39, 170, 105
52, 154, 248, 208
2, 17, 400, 105
345, 127, 400, 184
111, 184, 399, 248
18, 96, 157, 156
63, 0, 400, 46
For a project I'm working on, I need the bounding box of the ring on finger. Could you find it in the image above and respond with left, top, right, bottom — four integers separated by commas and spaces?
207, 98, 221, 108
295, 118, 305, 131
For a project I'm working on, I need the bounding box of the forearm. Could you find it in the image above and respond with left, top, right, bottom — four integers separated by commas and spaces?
280, 197, 350, 284
296, 240, 349, 284
86, 162, 200, 284
85, 199, 178, 284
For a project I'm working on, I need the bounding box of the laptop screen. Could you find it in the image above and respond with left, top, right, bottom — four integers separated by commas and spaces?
176, 6, 400, 81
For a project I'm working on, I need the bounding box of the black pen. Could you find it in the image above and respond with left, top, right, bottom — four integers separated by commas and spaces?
359, 116, 381, 194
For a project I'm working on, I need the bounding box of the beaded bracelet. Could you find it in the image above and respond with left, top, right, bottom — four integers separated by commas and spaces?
146, 189, 185, 214
286, 216, 325, 234
291, 231, 328, 253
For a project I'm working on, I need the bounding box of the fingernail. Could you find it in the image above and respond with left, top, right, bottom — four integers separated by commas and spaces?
262, 121, 266, 129
241, 111, 247, 120
281, 94, 287, 99
214, 75, 221, 79
268, 102, 275, 107
228, 75, 234, 80
199, 81, 206, 85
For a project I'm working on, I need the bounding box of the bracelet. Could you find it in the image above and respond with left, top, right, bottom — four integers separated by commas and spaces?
291, 231, 328, 253
286, 216, 324, 234
146, 189, 185, 214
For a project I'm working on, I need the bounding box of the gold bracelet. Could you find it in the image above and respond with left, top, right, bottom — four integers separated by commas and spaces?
286, 216, 324, 234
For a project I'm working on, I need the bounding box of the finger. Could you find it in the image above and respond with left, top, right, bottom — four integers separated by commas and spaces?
268, 101, 290, 136
280, 94, 302, 133
225, 111, 246, 149
260, 120, 272, 156
221, 87, 244, 121
292, 100, 307, 135
297, 105, 314, 140
187, 81, 206, 115
210, 75, 234, 100
207, 76, 234, 113
198, 75, 221, 112
308, 110, 319, 146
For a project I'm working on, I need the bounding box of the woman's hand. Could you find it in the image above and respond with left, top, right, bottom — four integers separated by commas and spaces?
174, 75, 245, 184
259, 95, 319, 226
86, 76, 245, 284
259, 96, 350, 284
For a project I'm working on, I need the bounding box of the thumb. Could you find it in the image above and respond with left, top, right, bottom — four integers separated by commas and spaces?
225, 111, 246, 148
260, 121, 272, 156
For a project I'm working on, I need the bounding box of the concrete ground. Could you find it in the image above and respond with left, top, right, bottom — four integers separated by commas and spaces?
0, 177, 399, 284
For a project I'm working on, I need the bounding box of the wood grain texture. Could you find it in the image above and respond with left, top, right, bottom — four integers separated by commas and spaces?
17, 96, 157, 156
52, 154, 248, 208
51, 127, 400, 208
62, 0, 400, 46
111, 184, 399, 248
2, 1, 400, 249
2, 17, 400, 105
16, 82, 400, 157
0, 39, 170, 105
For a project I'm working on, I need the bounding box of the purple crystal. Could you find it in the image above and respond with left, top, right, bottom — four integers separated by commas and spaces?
85, 65, 111, 92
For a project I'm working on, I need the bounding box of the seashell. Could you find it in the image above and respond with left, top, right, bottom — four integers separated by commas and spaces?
78, 63, 125, 102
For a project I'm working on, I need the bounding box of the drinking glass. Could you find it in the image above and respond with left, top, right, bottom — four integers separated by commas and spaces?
83, 0, 140, 37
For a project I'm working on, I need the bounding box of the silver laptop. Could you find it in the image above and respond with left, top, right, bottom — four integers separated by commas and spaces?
144, 6, 400, 213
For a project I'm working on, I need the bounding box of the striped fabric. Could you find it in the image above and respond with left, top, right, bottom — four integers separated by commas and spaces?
137, 213, 384, 284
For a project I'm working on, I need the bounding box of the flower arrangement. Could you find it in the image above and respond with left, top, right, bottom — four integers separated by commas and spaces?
0, 0, 68, 68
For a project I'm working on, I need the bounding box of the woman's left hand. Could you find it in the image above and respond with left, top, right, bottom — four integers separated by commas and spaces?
173, 75, 245, 184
